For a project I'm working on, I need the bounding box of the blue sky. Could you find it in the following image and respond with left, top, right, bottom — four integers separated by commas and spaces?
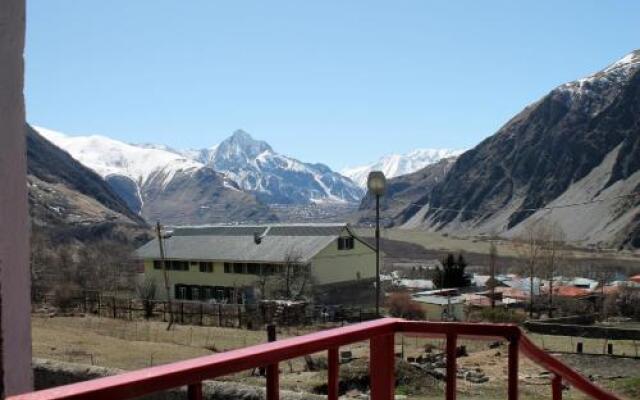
26, 1, 640, 170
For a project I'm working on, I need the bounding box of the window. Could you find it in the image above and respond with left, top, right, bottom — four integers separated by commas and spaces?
175, 285, 187, 300
224, 262, 232, 273
199, 261, 214, 273
233, 263, 245, 274
338, 237, 354, 250
153, 260, 163, 269
262, 264, 276, 275
202, 286, 214, 300
247, 263, 260, 275
170, 260, 189, 271
190, 286, 200, 301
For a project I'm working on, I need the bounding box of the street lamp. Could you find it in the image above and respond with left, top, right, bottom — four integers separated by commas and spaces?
367, 171, 386, 318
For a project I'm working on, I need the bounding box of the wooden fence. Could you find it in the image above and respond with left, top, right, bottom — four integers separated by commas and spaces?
36, 292, 376, 329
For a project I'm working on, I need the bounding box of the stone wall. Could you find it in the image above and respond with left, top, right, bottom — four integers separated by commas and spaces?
524, 321, 640, 340
33, 359, 324, 400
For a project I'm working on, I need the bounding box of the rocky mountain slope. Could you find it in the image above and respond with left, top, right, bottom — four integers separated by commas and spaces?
355, 157, 457, 225
26, 125, 148, 243
37, 127, 277, 225
402, 50, 640, 249
343, 148, 463, 188
190, 130, 363, 204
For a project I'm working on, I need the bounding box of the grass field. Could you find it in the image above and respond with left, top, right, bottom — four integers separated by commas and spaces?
374, 229, 640, 261
31, 315, 640, 399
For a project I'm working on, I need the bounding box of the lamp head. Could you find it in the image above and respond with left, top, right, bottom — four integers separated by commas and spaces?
367, 171, 386, 196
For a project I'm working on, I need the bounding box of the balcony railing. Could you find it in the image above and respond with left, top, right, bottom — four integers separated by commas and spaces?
9, 318, 622, 400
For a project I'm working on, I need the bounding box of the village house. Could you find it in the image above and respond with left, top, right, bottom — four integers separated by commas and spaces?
135, 223, 377, 304
411, 289, 466, 321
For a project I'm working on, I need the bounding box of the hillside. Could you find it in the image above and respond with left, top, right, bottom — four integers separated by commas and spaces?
401, 50, 640, 249
26, 125, 148, 244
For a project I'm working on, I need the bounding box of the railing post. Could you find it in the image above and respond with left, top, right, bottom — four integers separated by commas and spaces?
508, 335, 519, 400
446, 333, 457, 400
552, 374, 562, 400
370, 334, 395, 400
328, 347, 339, 400
187, 382, 202, 400
266, 325, 279, 400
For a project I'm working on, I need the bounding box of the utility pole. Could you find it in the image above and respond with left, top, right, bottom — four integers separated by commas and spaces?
156, 221, 174, 330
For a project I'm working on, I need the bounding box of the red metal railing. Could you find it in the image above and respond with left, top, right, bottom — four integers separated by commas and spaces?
9, 318, 623, 400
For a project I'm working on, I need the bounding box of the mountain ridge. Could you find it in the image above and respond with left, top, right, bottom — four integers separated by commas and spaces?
400, 50, 640, 249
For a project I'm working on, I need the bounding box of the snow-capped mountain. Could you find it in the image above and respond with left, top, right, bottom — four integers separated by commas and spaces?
35, 127, 276, 225
36, 126, 203, 187
34, 126, 364, 224
189, 130, 364, 204
402, 49, 640, 249
342, 148, 464, 188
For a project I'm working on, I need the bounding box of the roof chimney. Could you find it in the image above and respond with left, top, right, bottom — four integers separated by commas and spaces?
253, 226, 271, 245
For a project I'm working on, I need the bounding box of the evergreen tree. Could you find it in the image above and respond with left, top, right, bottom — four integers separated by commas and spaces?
433, 253, 471, 289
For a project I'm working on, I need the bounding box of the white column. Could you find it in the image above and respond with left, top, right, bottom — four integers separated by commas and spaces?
0, 0, 33, 396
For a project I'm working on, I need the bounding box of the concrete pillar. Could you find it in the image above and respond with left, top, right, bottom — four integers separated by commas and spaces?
0, 0, 33, 396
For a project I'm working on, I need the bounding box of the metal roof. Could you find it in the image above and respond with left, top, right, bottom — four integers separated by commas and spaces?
135, 223, 372, 263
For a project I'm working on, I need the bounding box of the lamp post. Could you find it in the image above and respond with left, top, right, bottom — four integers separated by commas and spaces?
367, 171, 386, 318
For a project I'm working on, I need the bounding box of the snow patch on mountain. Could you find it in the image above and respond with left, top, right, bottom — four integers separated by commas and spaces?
199, 130, 364, 204
35, 126, 203, 187
342, 148, 464, 188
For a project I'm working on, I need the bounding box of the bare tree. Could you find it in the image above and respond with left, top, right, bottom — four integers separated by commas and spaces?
258, 249, 313, 301
488, 241, 498, 309
515, 222, 545, 318
136, 276, 157, 319
539, 222, 566, 318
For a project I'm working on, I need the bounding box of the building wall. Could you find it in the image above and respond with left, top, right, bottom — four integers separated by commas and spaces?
310, 238, 376, 285
0, 0, 33, 395
143, 260, 257, 299
142, 237, 376, 299
418, 302, 465, 321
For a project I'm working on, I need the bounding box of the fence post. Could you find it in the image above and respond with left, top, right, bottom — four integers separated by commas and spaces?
112, 297, 117, 319
508, 334, 519, 400
552, 374, 562, 400
370, 334, 394, 400
218, 304, 222, 326
187, 382, 203, 400
446, 333, 457, 400
266, 324, 279, 400
180, 302, 184, 324
238, 305, 242, 328
200, 303, 204, 326
328, 346, 339, 400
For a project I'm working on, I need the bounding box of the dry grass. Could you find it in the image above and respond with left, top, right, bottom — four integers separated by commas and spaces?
32, 316, 635, 399
356, 228, 640, 262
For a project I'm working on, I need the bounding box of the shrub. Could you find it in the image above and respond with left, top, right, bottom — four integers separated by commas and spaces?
52, 283, 79, 312
478, 307, 526, 323
386, 292, 425, 320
